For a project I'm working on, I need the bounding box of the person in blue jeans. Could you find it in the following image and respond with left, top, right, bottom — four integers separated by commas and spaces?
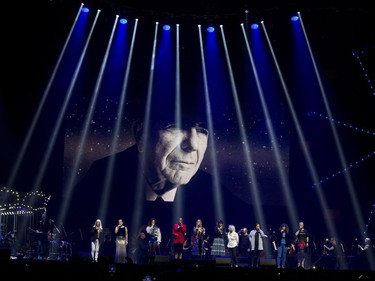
273, 223, 292, 268
146, 218, 161, 264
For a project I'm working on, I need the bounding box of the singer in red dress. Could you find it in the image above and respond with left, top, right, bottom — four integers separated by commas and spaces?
172, 217, 187, 259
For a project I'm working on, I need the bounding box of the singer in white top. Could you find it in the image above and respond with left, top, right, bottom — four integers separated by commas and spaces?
227, 224, 239, 267
146, 218, 162, 264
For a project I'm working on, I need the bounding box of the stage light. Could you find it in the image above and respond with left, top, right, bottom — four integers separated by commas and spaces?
119, 18, 127, 24
207, 26, 215, 32
82, 7, 89, 13
251, 23, 259, 30
143, 275, 153, 281
163, 24, 171, 31
291, 15, 299, 21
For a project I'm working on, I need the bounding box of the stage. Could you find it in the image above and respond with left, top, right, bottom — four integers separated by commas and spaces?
1, 255, 375, 281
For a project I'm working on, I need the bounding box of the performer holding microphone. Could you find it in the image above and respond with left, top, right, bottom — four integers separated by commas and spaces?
146, 218, 161, 264
114, 219, 128, 263
36, 211, 54, 260
295, 221, 309, 268
192, 219, 206, 258
91, 219, 103, 262
172, 217, 187, 259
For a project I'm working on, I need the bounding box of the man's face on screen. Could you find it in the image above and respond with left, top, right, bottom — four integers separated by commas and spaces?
152, 123, 209, 185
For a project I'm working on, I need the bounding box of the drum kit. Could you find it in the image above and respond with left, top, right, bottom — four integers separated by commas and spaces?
25, 223, 73, 260
48, 227, 72, 261
50, 219, 73, 260
48, 239, 72, 261
0, 224, 15, 247
0, 187, 72, 260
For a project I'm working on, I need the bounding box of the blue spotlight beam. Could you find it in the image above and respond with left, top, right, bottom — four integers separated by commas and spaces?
59, 14, 122, 227
197, 24, 225, 221
6, 4, 85, 188
245, 22, 299, 230
299, 12, 365, 249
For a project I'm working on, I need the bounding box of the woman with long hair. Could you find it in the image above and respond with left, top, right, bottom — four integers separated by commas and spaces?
91, 219, 103, 262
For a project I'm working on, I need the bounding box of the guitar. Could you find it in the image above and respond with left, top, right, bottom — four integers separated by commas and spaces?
322, 238, 330, 255
28, 227, 52, 241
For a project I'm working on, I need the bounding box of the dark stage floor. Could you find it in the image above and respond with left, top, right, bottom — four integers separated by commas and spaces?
2, 256, 375, 281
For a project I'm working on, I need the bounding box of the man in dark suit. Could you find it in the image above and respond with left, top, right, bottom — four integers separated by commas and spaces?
36, 212, 53, 259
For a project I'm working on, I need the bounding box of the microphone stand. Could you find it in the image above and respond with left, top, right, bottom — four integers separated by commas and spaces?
61, 225, 67, 239
53, 222, 61, 234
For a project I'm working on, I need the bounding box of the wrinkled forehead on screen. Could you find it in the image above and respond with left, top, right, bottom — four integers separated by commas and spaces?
131, 94, 208, 132
151, 114, 208, 133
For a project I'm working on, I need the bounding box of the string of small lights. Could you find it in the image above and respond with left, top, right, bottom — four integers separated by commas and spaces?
355, 47, 375, 236
364, 203, 375, 236
307, 111, 375, 136
311, 151, 375, 188
0, 186, 20, 214
0, 186, 50, 215
353, 50, 375, 96
308, 112, 375, 187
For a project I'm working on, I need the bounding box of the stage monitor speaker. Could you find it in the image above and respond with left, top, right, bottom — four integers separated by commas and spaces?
154, 255, 171, 263
259, 258, 276, 267
0, 248, 11, 260
78, 251, 91, 261
171, 259, 215, 267
215, 257, 231, 265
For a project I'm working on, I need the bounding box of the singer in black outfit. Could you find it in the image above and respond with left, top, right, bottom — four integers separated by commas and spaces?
114, 219, 128, 264
273, 223, 292, 268
295, 221, 309, 268
36, 212, 54, 260
90, 219, 103, 262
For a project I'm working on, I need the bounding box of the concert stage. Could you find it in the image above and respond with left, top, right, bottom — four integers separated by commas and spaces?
1, 256, 375, 281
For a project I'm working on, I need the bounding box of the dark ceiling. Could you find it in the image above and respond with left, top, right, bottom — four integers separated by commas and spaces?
82, 0, 371, 15
2, 0, 374, 134
2, 0, 374, 123
75, 0, 375, 47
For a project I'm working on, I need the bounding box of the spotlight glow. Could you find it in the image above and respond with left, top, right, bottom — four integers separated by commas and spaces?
119, 18, 127, 24
291, 16, 299, 21
207, 26, 215, 32
251, 23, 259, 30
